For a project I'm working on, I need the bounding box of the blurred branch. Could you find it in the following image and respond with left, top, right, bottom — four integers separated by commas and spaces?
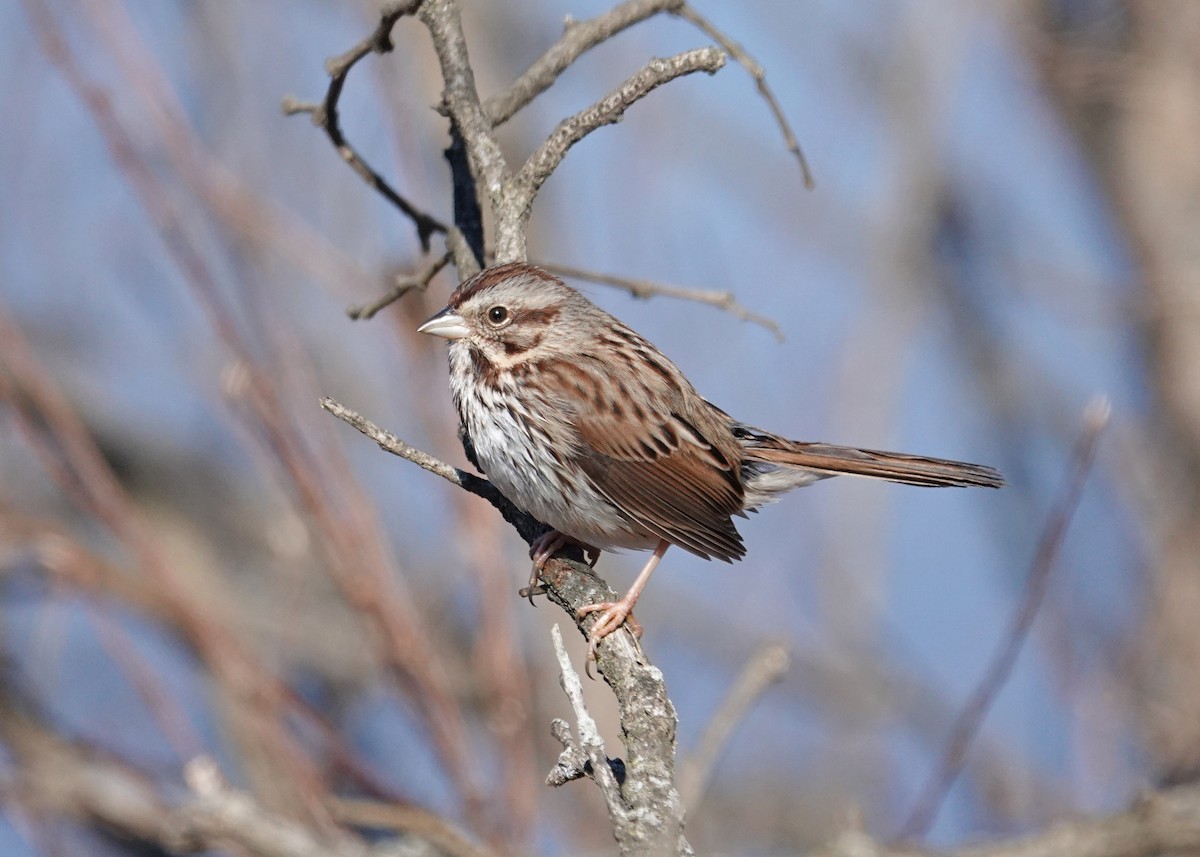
672, 5, 815, 188
898, 397, 1112, 841
818, 781, 1200, 857
26, 0, 484, 820
0, 296, 329, 817
329, 797, 498, 857
282, 0, 446, 251
78, 0, 376, 300
2, 705, 451, 857
679, 640, 790, 809
540, 261, 785, 340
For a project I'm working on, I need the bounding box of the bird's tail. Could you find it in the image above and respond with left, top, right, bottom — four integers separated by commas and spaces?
735, 425, 1005, 490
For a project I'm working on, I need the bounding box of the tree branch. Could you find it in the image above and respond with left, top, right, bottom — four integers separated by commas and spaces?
483, 0, 685, 126
417, 0, 514, 259
281, 0, 446, 251
550, 625, 628, 820
513, 47, 726, 226
672, 4, 815, 188
1, 699, 452, 857
818, 782, 1200, 857
347, 252, 452, 321
540, 261, 785, 340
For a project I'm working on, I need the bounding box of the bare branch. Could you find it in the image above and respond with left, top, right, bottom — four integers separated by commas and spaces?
320, 396, 551, 548
320, 397, 467, 487
541, 261, 785, 340
282, 1, 446, 251
514, 47, 726, 222
551, 625, 628, 819
483, 0, 685, 126
674, 5, 815, 188
679, 640, 791, 809
898, 396, 1112, 841
417, 0, 514, 258
348, 252, 452, 320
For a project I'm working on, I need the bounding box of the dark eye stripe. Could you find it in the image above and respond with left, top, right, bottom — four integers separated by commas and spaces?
515, 306, 560, 326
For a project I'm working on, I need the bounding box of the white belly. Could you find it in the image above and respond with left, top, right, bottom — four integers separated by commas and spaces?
449, 347, 655, 552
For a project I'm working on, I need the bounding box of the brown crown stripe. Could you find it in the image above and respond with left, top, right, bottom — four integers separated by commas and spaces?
450, 262, 559, 307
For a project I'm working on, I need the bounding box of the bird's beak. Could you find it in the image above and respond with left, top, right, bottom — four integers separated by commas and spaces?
417, 307, 470, 340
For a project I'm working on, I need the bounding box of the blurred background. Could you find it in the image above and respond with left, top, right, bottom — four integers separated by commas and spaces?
1, 0, 1194, 854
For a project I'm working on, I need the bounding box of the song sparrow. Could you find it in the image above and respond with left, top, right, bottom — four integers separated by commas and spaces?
419, 262, 1003, 659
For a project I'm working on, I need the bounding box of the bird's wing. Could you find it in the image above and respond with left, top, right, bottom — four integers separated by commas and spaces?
563, 340, 746, 562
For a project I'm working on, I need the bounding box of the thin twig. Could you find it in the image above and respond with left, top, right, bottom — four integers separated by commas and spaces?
515, 47, 726, 220
282, 1, 446, 251
678, 640, 791, 809
674, 5, 815, 188
320, 397, 465, 486
542, 261, 785, 341
545, 718, 591, 787
347, 252, 452, 320
551, 625, 628, 821
896, 396, 1112, 842
319, 397, 548, 547
483, 0, 685, 126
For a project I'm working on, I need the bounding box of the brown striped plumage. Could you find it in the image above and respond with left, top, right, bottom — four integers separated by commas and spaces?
419, 263, 1003, 657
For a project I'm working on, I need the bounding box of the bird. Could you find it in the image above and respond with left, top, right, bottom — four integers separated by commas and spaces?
418, 262, 1003, 660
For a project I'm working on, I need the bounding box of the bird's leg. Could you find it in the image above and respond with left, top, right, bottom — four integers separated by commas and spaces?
525, 529, 601, 605
577, 539, 670, 662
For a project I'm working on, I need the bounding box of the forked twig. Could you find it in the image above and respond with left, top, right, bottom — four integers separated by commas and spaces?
282, 1, 445, 251
550, 625, 628, 820
484, 0, 685, 126
896, 396, 1112, 842
515, 47, 727, 216
347, 252, 452, 320
542, 261, 785, 341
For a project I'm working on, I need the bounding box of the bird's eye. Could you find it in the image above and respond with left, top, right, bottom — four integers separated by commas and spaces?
487, 305, 509, 325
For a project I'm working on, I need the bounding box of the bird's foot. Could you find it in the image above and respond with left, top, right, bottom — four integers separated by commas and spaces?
523, 530, 601, 604
577, 598, 644, 666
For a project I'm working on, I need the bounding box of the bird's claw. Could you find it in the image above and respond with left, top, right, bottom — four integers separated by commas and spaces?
525, 530, 601, 605
577, 600, 643, 678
